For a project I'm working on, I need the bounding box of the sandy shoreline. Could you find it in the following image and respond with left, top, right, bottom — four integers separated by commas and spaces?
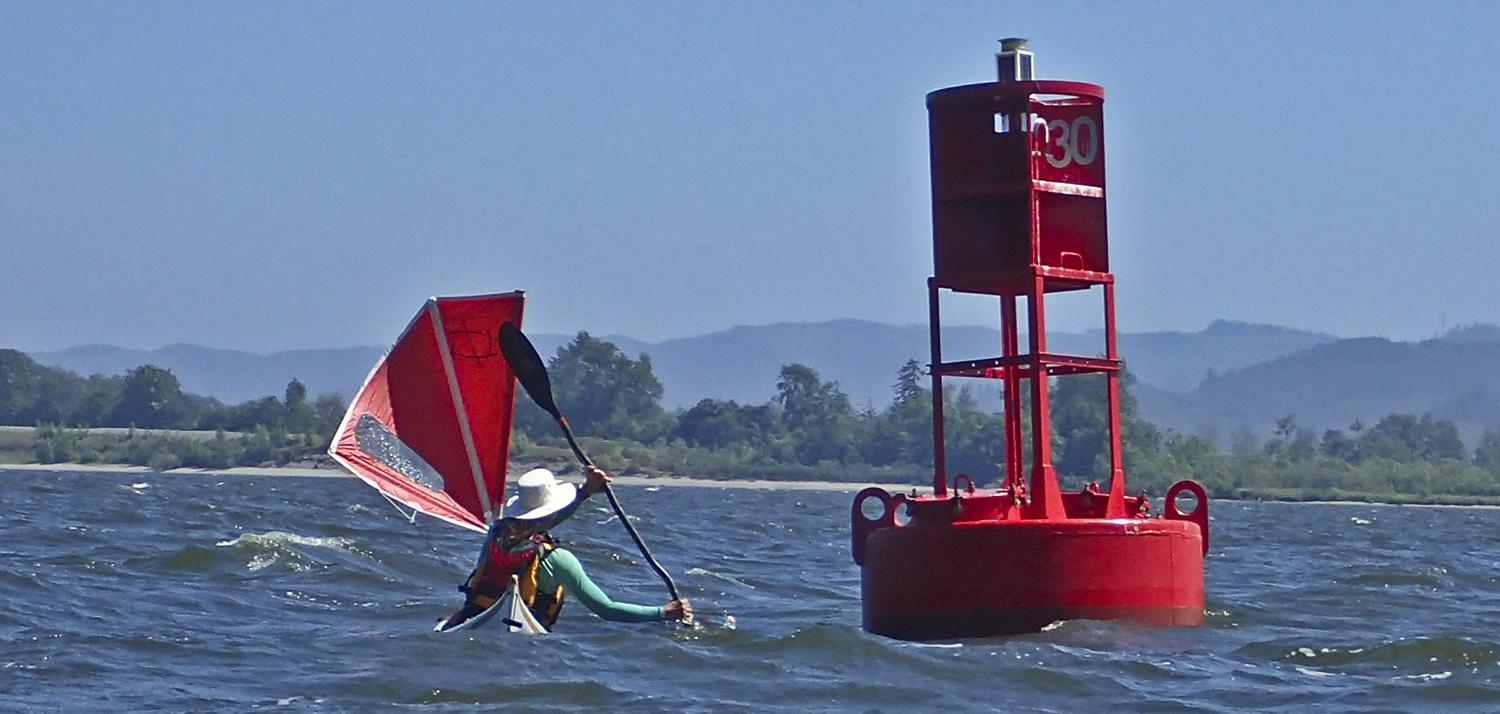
2, 462, 344, 478
0, 462, 912, 493
6, 462, 1498, 507
1251, 498, 1500, 510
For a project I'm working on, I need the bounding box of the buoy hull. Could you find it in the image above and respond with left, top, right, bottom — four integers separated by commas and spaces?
860, 518, 1204, 640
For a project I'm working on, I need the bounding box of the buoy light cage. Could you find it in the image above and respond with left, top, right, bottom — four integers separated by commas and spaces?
996, 37, 1034, 83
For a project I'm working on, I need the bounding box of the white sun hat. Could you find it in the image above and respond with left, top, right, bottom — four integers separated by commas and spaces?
504, 468, 578, 521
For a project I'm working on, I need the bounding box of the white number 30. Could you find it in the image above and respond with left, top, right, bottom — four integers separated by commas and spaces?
1040, 116, 1099, 169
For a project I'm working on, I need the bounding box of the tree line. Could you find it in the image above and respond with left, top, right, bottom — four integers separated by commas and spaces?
6, 335, 1500, 501
1152, 412, 1500, 501
513, 332, 1500, 500
1, 349, 345, 468
515, 332, 1169, 488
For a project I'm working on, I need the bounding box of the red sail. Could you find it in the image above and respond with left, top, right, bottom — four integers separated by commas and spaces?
329, 293, 523, 532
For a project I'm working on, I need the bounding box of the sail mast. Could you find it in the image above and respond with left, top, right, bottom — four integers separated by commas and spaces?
427, 299, 496, 524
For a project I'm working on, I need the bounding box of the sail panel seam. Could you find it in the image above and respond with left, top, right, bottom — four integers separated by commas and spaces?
428, 300, 495, 523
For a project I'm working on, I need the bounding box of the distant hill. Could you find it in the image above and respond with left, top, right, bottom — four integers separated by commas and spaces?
1440, 323, 1500, 344
26, 319, 1336, 411
1111, 321, 1338, 392
1136, 333, 1500, 446
29, 344, 387, 405
641, 319, 1335, 409
26, 319, 1500, 447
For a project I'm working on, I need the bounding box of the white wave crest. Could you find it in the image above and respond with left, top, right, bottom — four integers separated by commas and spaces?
1396, 671, 1452, 681
1295, 666, 1338, 678
215, 531, 356, 550
686, 567, 757, 590
215, 532, 366, 572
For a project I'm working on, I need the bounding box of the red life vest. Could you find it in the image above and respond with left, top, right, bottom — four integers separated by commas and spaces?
459, 535, 566, 628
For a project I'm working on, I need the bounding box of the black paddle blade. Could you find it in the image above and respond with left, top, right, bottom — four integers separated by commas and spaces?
498, 322, 560, 419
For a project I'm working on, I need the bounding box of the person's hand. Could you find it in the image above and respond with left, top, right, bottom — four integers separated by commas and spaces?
661, 598, 693, 622
583, 465, 611, 496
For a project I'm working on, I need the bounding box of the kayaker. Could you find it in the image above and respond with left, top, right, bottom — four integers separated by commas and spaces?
441, 465, 691, 630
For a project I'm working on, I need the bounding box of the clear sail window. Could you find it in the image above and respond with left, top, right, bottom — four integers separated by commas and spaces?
355, 414, 446, 492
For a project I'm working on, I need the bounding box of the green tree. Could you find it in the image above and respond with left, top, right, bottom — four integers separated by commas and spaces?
775, 363, 855, 464
548, 332, 668, 441
942, 386, 1001, 482
193, 395, 230, 431
1261, 414, 1316, 463
283, 378, 317, 434
0, 349, 45, 424
226, 396, 285, 431
1359, 413, 1466, 463
674, 399, 782, 449
1051, 374, 1107, 478
1426, 416, 1467, 462
1320, 428, 1359, 462
32, 369, 87, 425
70, 375, 122, 427
865, 360, 933, 467
314, 393, 347, 436
32, 424, 82, 463
1229, 426, 1259, 458
1264, 414, 1297, 457
109, 365, 192, 429
1474, 428, 1500, 477
1048, 368, 1159, 480
1156, 434, 1231, 494
1288, 429, 1317, 462
675, 399, 744, 449
893, 359, 927, 406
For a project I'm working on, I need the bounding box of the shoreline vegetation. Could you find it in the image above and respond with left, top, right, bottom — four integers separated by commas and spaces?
6, 432, 1500, 507
0, 461, 913, 494
4, 335, 1500, 508
4, 460, 1500, 507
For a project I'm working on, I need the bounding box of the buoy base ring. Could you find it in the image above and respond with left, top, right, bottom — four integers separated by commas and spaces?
859, 517, 1205, 641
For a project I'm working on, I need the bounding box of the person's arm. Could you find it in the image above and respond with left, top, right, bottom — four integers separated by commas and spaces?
538, 548, 665, 623
545, 465, 611, 528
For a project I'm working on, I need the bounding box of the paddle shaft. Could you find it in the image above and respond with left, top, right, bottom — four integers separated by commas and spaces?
497, 321, 683, 605
553, 416, 682, 602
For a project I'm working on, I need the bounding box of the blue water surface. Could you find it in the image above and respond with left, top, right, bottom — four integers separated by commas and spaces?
3, 468, 1499, 712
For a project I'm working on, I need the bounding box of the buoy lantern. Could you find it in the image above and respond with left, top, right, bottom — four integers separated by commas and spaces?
851, 39, 1208, 640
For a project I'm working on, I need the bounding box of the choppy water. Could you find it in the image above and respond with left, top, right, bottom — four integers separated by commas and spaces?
4, 468, 1500, 712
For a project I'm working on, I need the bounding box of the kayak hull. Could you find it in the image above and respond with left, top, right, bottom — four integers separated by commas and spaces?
434, 575, 549, 635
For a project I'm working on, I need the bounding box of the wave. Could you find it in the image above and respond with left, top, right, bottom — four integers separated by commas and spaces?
163, 544, 227, 572
686, 567, 757, 591
1336, 569, 1445, 589
214, 531, 372, 573
215, 531, 359, 551
1281, 636, 1498, 670
10, 467, 1500, 712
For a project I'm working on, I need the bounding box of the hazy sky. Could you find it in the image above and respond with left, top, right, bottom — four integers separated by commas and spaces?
3, 2, 1497, 352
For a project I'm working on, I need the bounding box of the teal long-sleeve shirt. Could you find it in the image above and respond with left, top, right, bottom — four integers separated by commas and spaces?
482, 488, 663, 623
535, 547, 664, 623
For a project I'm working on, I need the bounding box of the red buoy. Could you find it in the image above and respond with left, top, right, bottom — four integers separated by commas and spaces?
852, 39, 1208, 640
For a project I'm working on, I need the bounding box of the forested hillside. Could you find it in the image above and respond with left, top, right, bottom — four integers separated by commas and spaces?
29, 319, 1334, 408
0, 349, 344, 469
19, 320, 1500, 464
8, 331, 1500, 503
1172, 337, 1500, 442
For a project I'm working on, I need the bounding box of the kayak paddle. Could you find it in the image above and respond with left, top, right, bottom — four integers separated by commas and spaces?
498, 321, 683, 603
